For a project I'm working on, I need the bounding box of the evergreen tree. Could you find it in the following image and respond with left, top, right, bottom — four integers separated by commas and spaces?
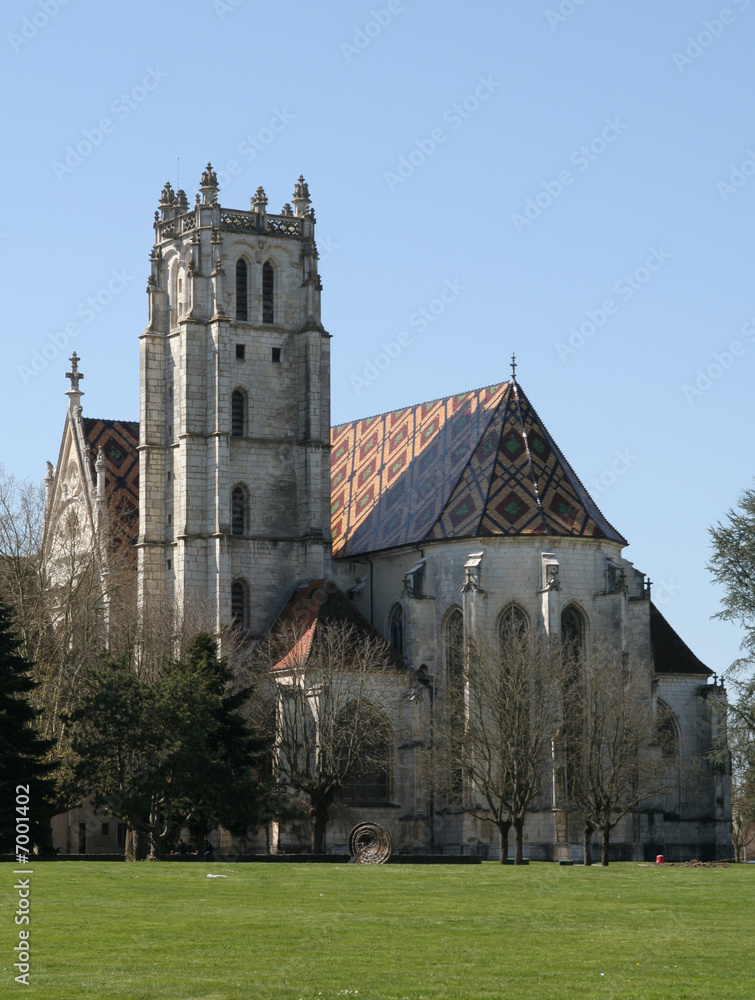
0, 599, 55, 854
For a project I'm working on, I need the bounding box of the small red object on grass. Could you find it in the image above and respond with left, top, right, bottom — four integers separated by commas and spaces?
656, 855, 665, 864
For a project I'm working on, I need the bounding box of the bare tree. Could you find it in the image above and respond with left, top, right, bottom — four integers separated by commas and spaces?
562, 635, 671, 866
257, 614, 400, 853
431, 616, 564, 864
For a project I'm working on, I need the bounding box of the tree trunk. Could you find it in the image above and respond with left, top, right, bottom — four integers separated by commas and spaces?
497, 821, 511, 864
513, 819, 524, 865
125, 825, 141, 862
601, 825, 610, 866
146, 795, 161, 860
583, 823, 595, 866
310, 799, 329, 854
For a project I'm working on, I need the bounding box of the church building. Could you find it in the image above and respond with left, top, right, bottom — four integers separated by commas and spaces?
44, 165, 731, 861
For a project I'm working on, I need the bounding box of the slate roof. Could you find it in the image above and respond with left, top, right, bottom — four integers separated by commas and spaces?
330, 380, 626, 558
650, 602, 714, 677
268, 579, 406, 672
81, 418, 139, 551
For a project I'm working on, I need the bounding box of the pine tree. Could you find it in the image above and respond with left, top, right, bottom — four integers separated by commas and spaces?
0, 599, 55, 854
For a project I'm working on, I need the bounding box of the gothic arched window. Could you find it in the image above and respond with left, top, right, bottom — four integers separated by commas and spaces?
498, 604, 528, 648
340, 705, 391, 804
236, 258, 248, 321
388, 602, 404, 657
231, 579, 249, 629
262, 261, 275, 324
231, 389, 246, 437
231, 486, 247, 536
561, 604, 586, 657
445, 607, 464, 800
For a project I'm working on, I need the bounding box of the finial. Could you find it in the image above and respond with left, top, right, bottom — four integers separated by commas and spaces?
510, 352, 517, 381
175, 188, 188, 210
65, 352, 84, 393
159, 181, 175, 205
199, 162, 219, 205
281, 202, 293, 216
251, 186, 268, 213
292, 174, 311, 218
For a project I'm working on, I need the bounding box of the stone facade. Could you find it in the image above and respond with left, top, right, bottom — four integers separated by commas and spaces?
44, 166, 731, 860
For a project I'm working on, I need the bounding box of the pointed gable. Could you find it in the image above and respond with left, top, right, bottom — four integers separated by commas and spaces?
330, 380, 625, 557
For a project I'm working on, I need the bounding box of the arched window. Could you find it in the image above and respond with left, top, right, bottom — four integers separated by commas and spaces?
262, 261, 274, 324
388, 602, 404, 657
231, 389, 246, 437
231, 579, 249, 629
231, 486, 247, 536
561, 604, 586, 657
498, 604, 528, 648
561, 605, 587, 800
340, 706, 391, 804
445, 608, 464, 688
657, 703, 680, 814
445, 608, 465, 800
236, 258, 248, 321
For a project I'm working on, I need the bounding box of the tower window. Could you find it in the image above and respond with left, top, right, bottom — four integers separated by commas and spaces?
231, 486, 246, 536
231, 579, 249, 629
231, 390, 245, 437
262, 261, 274, 324
236, 343, 245, 360
236, 258, 248, 321
272, 347, 281, 363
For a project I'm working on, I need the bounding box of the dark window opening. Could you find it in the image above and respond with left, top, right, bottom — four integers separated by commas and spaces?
389, 603, 404, 656
236, 343, 245, 360
272, 347, 281, 363
262, 261, 274, 323
231, 580, 247, 628
232, 487, 246, 536
101, 823, 110, 836
231, 390, 245, 437
446, 608, 465, 801
117, 823, 126, 847
236, 258, 248, 321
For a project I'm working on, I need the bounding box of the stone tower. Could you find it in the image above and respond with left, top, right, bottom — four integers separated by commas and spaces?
137, 164, 331, 637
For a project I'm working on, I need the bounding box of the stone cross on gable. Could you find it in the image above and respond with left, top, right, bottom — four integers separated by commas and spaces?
65, 352, 84, 393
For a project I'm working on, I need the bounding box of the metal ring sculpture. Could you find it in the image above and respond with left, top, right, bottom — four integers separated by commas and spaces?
348, 823, 392, 865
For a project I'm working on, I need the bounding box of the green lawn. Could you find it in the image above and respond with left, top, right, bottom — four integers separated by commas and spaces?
1, 861, 752, 1000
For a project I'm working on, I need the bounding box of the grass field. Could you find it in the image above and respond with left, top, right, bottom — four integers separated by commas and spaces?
1, 861, 752, 1000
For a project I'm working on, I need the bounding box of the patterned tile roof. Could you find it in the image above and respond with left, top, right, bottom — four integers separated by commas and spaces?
330, 381, 626, 558
82, 419, 139, 551
269, 579, 406, 671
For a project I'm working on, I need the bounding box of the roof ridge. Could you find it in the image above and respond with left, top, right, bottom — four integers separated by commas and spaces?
332, 380, 510, 432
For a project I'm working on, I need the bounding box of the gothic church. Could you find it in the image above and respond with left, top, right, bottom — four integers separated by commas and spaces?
44, 165, 731, 860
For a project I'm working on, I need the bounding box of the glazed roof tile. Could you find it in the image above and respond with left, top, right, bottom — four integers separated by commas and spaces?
330, 380, 626, 558
82, 418, 139, 551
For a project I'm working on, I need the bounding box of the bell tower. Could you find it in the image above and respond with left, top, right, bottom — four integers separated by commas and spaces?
137, 164, 331, 636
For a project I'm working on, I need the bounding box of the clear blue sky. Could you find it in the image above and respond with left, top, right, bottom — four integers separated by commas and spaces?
2, 0, 753, 671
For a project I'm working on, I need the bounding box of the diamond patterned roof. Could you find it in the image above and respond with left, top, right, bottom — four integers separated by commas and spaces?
82, 418, 139, 552
330, 381, 626, 558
